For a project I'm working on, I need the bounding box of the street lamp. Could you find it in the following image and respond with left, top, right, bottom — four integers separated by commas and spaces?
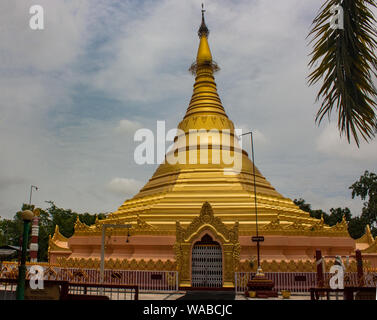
29, 185, 38, 206
16, 210, 34, 300
239, 131, 263, 273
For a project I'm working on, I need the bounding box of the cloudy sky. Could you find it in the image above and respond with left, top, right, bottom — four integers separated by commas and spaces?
1, 0, 376, 219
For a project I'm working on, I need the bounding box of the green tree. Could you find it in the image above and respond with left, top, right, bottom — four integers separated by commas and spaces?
38, 201, 106, 260
348, 216, 367, 239
293, 198, 312, 213
293, 198, 329, 221
0, 213, 23, 246
294, 199, 360, 237
327, 207, 352, 225
0, 202, 107, 262
294, 171, 377, 238
308, 0, 377, 146
350, 170, 377, 236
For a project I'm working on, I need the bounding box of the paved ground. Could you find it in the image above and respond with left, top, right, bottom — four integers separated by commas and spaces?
177, 291, 236, 300
138, 292, 186, 300
238, 293, 311, 300
137, 291, 314, 300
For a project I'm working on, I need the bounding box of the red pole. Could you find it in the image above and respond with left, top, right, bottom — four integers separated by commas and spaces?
30, 215, 39, 262
355, 250, 364, 287
315, 250, 324, 288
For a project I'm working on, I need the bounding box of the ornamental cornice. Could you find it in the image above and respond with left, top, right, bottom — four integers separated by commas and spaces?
356, 225, 375, 245
48, 235, 71, 253
174, 202, 240, 287
72, 215, 162, 236
255, 214, 349, 237
176, 202, 239, 244
51, 225, 68, 242
56, 257, 177, 271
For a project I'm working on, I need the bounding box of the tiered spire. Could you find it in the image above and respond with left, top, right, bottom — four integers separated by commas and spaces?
185, 6, 225, 120
113, 6, 291, 227
198, 4, 209, 38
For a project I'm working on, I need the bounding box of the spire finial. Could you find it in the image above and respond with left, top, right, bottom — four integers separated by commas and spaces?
189, 3, 219, 75
198, 3, 209, 38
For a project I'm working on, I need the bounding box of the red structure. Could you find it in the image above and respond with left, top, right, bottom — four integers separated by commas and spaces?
315, 250, 324, 287
355, 249, 364, 286
29, 214, 39, 262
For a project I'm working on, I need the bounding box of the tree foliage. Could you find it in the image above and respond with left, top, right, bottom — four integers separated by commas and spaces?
0, 214, 23, 247
294, 171, 377, 239
350, 170, 377, 235
293, 198, 351, 225
308, 0, 377, 146
294, 198, 366, 239
0, 202, 106, 262
347, 216, 368, 239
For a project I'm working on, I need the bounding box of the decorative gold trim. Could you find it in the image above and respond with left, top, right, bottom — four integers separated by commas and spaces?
70, 207, 350, 238
48, 225, 71, 255
259, 214, 349, 237
72, 215, 160, 236
51, 225, 68, 242
56, 257, 176, 271
174, 202, 240, 288
237, 259, 367, 273
74, 216, 91, 233
361, 236, 377, 254
135, 215, 157, 231
48, 238, 71, 252
356, 225, 375, 245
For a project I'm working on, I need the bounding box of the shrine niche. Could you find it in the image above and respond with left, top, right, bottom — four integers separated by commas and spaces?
174, 202, 240, 288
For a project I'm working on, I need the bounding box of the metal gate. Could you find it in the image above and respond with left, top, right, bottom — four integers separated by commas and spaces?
192, 242, 222, 288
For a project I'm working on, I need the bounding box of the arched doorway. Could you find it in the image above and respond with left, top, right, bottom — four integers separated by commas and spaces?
191, 234, 223, 288
175, 202, 240, 288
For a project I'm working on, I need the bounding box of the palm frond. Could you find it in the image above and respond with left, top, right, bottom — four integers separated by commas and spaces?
308, 0, 377, 146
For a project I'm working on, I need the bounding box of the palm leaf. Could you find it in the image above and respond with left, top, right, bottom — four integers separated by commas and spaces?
308, 0, 377, 146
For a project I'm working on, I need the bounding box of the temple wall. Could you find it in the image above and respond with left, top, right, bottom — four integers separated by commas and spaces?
66, 235, 176, 261
238, 235, 355, 261
362, 254, 377, 268
49, 251, 71, 264
59, 233, 357, 264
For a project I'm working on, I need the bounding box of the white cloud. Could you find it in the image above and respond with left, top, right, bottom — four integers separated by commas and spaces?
298, 190, 365, 217
106, 177, 142, 196
236, 124, 269, 146
1, 0, 89, 72
0, 0, 376, 220
115, 119, 143, 135
91, 1, 194, 103
316, 123, 377, 162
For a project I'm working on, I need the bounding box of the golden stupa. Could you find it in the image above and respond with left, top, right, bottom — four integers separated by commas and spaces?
49, 10, 377, 288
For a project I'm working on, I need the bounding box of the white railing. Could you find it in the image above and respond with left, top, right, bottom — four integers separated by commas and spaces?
0, 281, 17, 300
235, 272, 377, 293
0, 264, 179, 292
67, 282, 139, 300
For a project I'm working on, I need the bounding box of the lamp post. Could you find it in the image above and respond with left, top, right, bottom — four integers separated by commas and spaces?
16, 210, 34, 300
239, 131, 262, 272
29, 185, 38, 206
